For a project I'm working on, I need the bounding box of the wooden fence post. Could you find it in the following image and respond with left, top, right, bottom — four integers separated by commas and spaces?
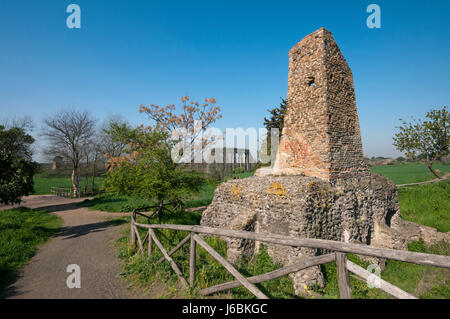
148, 228, 189, 287
193, 234, 268, 299
189, 232, 197, 287
134, 225, 144, 254
130, 212, 136, 248
336, 252, 352, 299
148, 229, 153, 256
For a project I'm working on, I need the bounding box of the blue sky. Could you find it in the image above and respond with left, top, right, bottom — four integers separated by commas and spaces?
1, 0, 449, 161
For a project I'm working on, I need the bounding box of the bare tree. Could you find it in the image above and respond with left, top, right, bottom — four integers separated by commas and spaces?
42, 109, 97, 197
81, 131, 104, 193
0, 116, 34, 132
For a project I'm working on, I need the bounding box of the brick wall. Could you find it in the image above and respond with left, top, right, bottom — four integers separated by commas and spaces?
273, 28, 368, 180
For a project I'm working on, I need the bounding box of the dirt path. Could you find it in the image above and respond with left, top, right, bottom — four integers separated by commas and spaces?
397, 173, 450, 187
1, 195, 138, 299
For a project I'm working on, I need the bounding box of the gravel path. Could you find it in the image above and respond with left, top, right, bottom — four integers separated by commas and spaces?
1, 195, 137, 299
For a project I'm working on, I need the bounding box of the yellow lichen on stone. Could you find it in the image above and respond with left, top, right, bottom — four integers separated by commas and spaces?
266, 182, 290, 199
249, 193, 262, 208
230, 184, 244, 200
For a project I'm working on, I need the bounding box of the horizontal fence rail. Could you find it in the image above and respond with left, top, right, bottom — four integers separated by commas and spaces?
51, 186, 103, 198
131, 212, 450, 299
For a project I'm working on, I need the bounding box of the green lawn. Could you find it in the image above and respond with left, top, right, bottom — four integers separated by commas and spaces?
370, 162, 450, 185
398, 179, 450, 232
33, 174, 105, 195
0, 207, 61, 285
230, 163, 450, 185
79, 179, 219, 212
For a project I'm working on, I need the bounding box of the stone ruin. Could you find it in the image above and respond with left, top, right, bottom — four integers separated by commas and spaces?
200, 28, 448, 295
271, 27, 368, 180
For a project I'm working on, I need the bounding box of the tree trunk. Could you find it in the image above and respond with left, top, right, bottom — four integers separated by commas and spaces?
426, 161, 442, 179
84, 157, 89, 196
84, 175, 88, 195
92, 163, 96, 194
72, 167, 79, 198
157, 201, 164, 222
92, 152, 98, 195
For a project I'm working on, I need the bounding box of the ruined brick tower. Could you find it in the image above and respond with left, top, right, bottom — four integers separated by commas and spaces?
272, 28, 369, 180
202, 28, 411, 295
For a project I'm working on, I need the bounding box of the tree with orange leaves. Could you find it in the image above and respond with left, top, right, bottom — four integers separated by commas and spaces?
138, 96, 222, 163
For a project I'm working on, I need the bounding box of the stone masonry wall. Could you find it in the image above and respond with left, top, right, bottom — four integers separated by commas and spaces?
201, 174, 408, 295
272, 28, 368, 180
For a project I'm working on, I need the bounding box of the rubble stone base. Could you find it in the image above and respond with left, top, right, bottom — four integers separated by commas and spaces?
201, 174, 413, 295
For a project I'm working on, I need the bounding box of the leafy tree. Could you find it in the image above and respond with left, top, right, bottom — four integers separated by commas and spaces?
103, 123, 204, 220
393, 106, 449, 178
98, 115, 129, 159
262, 97, 287, 158
0, 125, 36, 205
263, 97, 288, 133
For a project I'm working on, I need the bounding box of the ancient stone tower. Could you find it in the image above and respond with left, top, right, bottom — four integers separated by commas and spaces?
272, 28, 368, 180
202, 28, 413, 295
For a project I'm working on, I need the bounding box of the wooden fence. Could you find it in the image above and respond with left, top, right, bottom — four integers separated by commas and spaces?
131, 211, 450, 299
51, 187, 103, 198
50, 187, 73, 198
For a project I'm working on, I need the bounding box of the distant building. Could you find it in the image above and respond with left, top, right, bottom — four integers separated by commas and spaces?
52, 156, 63, 170
180, 147, 256, 178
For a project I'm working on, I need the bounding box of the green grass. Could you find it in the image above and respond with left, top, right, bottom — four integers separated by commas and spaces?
235, 163, 450, 185
33, 163, 448, 196
379, 240, 449, 299
33, 174, 105, 195
0, 207, 61, 285
397, 179, 450, 232
79, 179, 219, 213
78, 194, 155, 212
370, 162, 450, 184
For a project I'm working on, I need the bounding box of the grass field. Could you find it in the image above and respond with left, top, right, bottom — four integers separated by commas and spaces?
75, 162, 450, 214
398, 179, 449, 232
78, 179, 219, 212
0, 207, 61, 285
33, 174, 106, 195
369, 162, 450, 184
33, 163, 449, 198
